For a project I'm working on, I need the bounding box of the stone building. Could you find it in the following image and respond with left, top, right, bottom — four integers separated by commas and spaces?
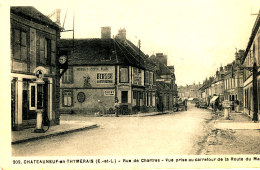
223, 50, 244, 112
150, 53, 178, 111
241, 11, 260, 120
59, 27, 157, 115
11, 7, 61, 130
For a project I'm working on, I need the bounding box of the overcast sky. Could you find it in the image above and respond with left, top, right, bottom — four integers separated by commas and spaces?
10, 0, 260, 86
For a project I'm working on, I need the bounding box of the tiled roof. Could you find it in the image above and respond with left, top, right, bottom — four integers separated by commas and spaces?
59, 38, 145, 68
11, 6, 60, 29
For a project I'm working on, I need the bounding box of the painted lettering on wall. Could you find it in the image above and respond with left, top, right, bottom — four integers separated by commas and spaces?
97, 73, 113, 84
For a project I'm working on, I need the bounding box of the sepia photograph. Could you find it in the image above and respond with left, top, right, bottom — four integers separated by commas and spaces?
1, 0, 260, 169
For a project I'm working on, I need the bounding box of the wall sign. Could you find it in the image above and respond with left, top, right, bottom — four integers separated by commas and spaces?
97, 73, 113, 84
77, 92, 86, 103
104, 90, 115, 96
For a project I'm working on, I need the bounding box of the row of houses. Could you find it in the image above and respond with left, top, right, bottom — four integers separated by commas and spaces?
199, 11, 260, 120
10, 7, 178, 131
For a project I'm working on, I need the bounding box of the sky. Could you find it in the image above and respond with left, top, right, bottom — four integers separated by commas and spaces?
6, 0, 260, 86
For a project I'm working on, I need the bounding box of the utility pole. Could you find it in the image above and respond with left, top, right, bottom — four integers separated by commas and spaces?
252, 62, 258, 122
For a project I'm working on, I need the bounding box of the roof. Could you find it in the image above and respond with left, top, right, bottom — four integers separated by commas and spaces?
242, 11, 260, 64
11, 6, 60, 29
59, 38, 145, 68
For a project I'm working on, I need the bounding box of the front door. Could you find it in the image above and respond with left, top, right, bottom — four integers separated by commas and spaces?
121, 91, 128, 103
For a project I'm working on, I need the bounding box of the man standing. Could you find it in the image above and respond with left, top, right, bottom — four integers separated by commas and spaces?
114, 97, 119, 117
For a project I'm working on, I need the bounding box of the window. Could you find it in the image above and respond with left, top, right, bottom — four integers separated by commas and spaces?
63, 90, 73, 107
77, 92, 85, 103
119, 67, 129, 83
51, 40, 56, 65
145, 71, 149, 85
13, 29, 28, 61
39, 37, 51, 65
149, 72, 153, 85
62, 68, 73, 84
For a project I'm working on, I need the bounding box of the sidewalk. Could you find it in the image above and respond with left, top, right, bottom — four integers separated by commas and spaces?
123, 110, 172, 117
214, 111, 260, 130
201, 109, 260, 155
12, 120, 98, 144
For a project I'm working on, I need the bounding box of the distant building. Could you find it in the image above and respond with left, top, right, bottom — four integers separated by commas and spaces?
11, 7, 61, 130
223, 50, 244, 111
178, 83, 201, 100
150, 54, 178, 111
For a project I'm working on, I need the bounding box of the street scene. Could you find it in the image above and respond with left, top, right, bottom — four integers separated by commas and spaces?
12, 103, 260, 156
4, 1, 260, 168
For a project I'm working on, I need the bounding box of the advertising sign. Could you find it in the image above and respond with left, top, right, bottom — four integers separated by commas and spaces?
104, 90, 115, 96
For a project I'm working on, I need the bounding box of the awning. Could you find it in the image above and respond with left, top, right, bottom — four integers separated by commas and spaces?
210, 96, 219, 104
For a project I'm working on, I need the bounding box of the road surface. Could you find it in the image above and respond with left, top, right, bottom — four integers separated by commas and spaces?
12, 104, 213, 156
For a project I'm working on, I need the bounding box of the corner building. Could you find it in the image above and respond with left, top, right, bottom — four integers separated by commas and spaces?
11, 7, 61, 130
59, 28, 150, 115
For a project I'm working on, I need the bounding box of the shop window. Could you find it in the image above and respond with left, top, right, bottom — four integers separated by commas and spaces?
119, 66, 129, 83
62, 68, 73, 84
13, 29, 28, 61
63, 90, 73, 107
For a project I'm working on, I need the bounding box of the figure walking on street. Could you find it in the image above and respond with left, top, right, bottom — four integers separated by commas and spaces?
114, 97, 119, 117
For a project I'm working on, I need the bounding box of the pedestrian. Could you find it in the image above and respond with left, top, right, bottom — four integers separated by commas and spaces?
114, 97, 119, 117
183, 99, 187, 111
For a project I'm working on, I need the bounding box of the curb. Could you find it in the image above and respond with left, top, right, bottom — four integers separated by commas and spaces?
140, 111, 171, 117
12, 124, 98, 145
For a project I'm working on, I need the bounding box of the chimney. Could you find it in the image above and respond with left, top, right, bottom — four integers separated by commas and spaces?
117, 28, 126, 41
219, 66, 223, 72
101, 27, 111, 39
156, 53, 167, 66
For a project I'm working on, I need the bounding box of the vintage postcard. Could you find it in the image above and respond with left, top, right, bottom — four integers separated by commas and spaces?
1, 0, 260, 169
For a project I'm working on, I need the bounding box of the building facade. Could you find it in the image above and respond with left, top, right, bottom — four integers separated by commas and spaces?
59, 28, 156, 115
150, 53, 178, 111
11, 7, 61, 130
241, 12, 260, 119
223, 50, 244, 112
